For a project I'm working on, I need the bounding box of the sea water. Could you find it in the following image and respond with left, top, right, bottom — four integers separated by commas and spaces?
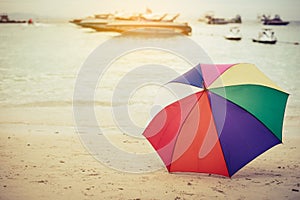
0, 20, 299, 131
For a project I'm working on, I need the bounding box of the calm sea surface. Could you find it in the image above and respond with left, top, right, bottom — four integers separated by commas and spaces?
0, 20, 299, 127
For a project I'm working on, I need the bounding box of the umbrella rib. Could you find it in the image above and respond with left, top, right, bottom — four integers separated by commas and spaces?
169, 92, 204, 169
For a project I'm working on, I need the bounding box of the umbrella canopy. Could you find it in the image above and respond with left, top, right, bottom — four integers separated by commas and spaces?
143, 63, 289, 177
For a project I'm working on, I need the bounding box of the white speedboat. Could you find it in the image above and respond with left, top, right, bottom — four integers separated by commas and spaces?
74, 12, 192, 35
252, 28, 277, 44
224, 27, 242, 41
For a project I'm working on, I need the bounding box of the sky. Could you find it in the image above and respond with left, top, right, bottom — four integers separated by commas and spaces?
1, 0, 300, 20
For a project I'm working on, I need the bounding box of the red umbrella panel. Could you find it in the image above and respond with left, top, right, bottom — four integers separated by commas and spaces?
143, 63, 289, 177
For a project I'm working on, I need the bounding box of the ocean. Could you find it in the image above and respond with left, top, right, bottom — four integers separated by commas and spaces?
0, 20, 299, 132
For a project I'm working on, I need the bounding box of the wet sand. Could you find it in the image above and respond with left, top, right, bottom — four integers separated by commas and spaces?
0, 107, 299, 200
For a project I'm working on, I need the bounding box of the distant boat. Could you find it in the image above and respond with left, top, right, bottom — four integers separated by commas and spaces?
252, 28, 277, 44
225, 27, 242, 41
0, 14, 26, 23
262, 14, 289, 26
203, 14, 242, 25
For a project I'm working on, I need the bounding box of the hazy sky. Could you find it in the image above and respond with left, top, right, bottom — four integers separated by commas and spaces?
1, 0, 300, 20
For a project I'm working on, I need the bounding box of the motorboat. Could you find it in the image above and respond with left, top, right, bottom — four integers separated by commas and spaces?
262, 14, 289, 26
224, 27, 242, 41
0, 14, 26, 23
72, 12, 192, 35
204, 14, 242, 25
252, 28, 277, 44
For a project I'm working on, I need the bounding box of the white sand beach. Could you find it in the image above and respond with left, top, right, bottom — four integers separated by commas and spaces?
0, 107, 299, 200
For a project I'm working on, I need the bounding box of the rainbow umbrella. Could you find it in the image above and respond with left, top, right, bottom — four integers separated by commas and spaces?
143, 63, 289, 177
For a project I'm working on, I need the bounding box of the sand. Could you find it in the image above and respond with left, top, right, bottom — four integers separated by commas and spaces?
0, 106, 299, 200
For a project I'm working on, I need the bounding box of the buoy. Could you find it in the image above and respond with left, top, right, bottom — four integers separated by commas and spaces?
28, 18, 33, 24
